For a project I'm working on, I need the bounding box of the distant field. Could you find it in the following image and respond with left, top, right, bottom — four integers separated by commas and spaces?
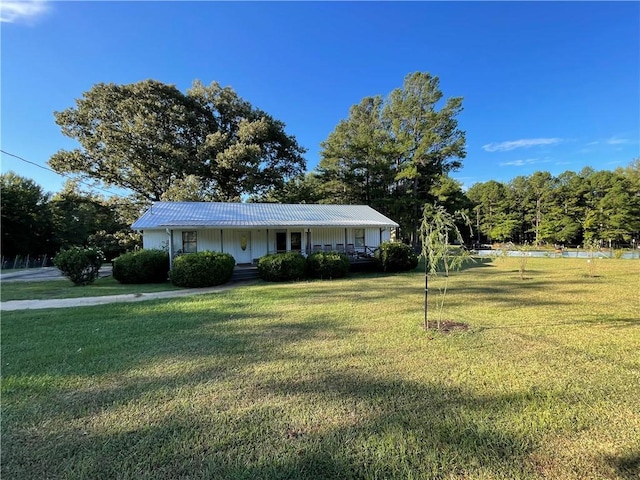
2, 257, 638, 479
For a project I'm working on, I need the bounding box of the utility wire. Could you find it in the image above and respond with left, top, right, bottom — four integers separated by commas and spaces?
0, 149, 130, 200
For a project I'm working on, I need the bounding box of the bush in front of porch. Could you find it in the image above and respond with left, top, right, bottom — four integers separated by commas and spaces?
257, 252, 306, 282
170, 251, 235, 288
306, 251, 350, 279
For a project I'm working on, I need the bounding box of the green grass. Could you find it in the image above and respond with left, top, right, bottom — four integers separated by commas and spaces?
2, 258, 639, 479
0, 276, 181, 301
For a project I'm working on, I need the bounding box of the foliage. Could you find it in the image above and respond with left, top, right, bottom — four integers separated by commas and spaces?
467, 161, 640, 247
257, 252, 306, 282
384, 73, 467, 244
503, 241, 531, 280
317, 96, 395, 210
49, 180, 128, 250
251, 173, 324, 204
113, 249, 169, 284
87, 230, 142, 262
170, 251, 235, 288
306, 251, 350, 279
584, 238, 601, 278
315, 72, 466, 244
420, 204, 473, 330
374, 241, 418, 273
0, 171, 54, 256
49, 79, 306, 202
53, 246, 104, 285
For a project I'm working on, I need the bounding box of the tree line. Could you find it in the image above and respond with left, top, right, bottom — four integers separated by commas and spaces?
2, 73, 638, 260
1, 173, 141, 260
466, 163, 640, 247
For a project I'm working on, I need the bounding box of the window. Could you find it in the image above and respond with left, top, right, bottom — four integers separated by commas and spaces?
290, 232, 302, 251
355, 228, 365, 248
182, 231, 197, 253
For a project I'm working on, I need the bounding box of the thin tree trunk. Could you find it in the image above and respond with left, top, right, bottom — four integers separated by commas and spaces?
424, 263, 429, 330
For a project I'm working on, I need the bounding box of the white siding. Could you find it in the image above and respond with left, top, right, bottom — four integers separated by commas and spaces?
309, 228, 346, 250
365, 228, 381, 248
142, 226, 395, 261
142, 230, 168, 250
252, 229, 269, 260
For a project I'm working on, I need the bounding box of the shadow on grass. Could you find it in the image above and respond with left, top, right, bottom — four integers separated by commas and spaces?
2, 289, 543, 479
4, 372, 543, 479
605, 452, 640, 480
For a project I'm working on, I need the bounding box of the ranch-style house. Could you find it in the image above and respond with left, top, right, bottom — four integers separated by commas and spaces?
132, 202, 399, 266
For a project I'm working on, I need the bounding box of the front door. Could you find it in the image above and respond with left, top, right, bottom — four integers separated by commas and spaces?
235, 231, 252, 264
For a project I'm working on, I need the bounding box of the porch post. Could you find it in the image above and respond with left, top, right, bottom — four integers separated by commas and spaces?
220, 229, 224, 252
166, 229, 174, 270
266, 229, 269, 254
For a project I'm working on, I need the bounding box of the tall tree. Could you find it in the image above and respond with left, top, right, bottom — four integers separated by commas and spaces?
525, 171, 557, 245
0, 172, 54, 257
539, 171, 585, 245
49, 180, 128, 250
467, 180, 516, 243
49, 79, 306, 202
382, 72, 466, 244
316, 72, 466, 242
583, 169, 640, 244
317, 96, 395, 212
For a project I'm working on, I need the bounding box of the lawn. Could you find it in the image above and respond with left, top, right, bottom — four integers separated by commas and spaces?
1, 257, 638, 479
0, 276, 181, 301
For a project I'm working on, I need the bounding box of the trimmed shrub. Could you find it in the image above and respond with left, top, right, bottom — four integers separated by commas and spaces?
113, 249, 169, 284
170, 251, 235, 288
53, 247, 104, 285
375, 241, 419, 273
257, 252, 306, 282
306, 251, 350, 279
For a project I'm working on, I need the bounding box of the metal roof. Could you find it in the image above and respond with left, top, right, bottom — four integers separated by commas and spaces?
132, 202, 399, 229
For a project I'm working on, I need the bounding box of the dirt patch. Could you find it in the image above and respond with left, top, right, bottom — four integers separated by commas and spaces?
426, 320, 470, 333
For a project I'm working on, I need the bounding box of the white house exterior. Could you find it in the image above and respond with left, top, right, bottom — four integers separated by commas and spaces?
131, 202, 399, 265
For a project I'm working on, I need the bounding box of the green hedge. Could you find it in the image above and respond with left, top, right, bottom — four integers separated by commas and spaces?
375, 241, 419, 273
257, 252, 306, 282
170, 251, 236, 288
53, 247, 104, 286
113, 249, 169, 284
306, 251, 350, 279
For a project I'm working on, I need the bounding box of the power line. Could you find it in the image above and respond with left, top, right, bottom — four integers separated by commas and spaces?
0, 149, 130, 199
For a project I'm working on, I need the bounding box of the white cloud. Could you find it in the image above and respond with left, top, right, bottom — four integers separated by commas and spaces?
1, 0, 49, 23
499, 158, 541, 167
606, 136, 630, 145
482, 137, 562, 152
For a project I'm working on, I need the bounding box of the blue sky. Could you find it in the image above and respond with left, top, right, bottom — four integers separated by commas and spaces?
1, 1, 638, 196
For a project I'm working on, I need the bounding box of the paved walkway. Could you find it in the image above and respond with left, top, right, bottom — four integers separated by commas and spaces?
0, 284, 239, 312
0, 267, 252, 311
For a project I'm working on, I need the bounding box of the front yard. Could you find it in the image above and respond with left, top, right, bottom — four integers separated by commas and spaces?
1, 258, 638, 479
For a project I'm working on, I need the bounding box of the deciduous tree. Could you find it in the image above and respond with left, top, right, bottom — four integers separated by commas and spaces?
0, 172, 54, 257
49, 79, 306, 202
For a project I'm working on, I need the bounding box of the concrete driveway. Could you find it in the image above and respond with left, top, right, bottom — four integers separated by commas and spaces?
0, 265, 113, 282
0, 265, 251, 311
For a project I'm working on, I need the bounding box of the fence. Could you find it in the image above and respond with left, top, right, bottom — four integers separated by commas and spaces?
1, 255, 53, 270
